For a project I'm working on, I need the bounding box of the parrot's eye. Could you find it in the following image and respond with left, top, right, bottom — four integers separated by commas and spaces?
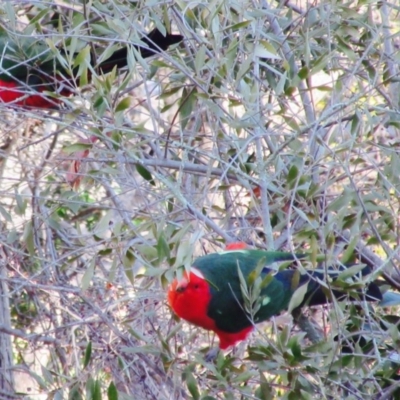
193, 284, 199, 289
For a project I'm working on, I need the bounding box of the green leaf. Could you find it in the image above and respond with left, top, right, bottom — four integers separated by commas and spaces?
315, 85, 332, 92
73, 45, 90, 68
237, 265, 249, 299
86, 378, 95, 400
310, 54, 329, 75
179, 87, 197, 130
69, 384, 83, 400
22, 220, 35, 256
350, 112, 360, 135
81, 258, 96, 291
183, 370, 200, 400
79, 64, 88, 86
289, 336, 303, 360
97, 46, 120, 65
40, 365, 54, 385
260, 271, 275, 289
254, 41, 281, 59
92, 380, 102, 400
29, 8, 50, 25
235, 56, 252, 82
63, 143, 92, 154
227, 20, 252, 31
126, 327, 149, 343
340, 235, 359, 264
0, 205, 11, 222
287, 165, 299, 184
123, 248, 136, 284
107, 382, 118, 400
14, 188, 26, 215
275, 70, 288, 95
336, 36, 356, 61
136, 165, 155, 186
194, 45, 206, 74
115, 97, 131, 112
247, 257, 267, 286
233, 370, 255, 383
290, 270, 301, 291
175, 240, 192, 269
83, 341, 92, 369
337, 264, 366, 281
288, 281, 309, 313
298, 66, 309, 80
157, 234, 170, 262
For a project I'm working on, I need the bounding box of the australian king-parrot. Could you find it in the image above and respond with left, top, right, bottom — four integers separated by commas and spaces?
168, 247, 383, 350
0, 26, 183, 109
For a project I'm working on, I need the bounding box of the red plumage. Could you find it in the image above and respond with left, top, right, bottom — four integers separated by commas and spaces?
168, 269, 253, 349
0, 27, 182, 109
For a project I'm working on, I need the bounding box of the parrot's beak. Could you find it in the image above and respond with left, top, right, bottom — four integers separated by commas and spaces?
175, 277, 188, 293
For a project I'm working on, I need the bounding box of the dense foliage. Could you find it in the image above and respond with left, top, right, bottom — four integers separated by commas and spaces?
0, 0, 400, 399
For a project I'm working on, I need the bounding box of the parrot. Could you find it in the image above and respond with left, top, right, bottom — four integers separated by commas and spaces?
168, 248, 383, 350
0, 26, 183, 109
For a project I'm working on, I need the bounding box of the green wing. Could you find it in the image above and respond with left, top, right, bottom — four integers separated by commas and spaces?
193, 250, 304, 333
0, 30, 58, 82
